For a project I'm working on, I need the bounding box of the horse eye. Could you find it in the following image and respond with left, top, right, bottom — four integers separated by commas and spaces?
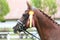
23, 14, 28, 16
23, 14, 29, 18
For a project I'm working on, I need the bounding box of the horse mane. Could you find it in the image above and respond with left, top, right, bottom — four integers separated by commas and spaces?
39, 9, 59, 26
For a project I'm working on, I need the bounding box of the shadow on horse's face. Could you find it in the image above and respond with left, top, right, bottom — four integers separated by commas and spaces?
13, 10, 30, 33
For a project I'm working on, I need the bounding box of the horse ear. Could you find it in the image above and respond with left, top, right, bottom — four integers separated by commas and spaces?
27, 2, 32, 10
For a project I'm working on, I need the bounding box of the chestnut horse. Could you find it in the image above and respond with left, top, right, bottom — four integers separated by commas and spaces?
13, 3, 60, 40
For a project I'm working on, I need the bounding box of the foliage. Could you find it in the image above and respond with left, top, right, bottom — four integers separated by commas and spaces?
0, 0, 9, 22
31, 0, 57, 15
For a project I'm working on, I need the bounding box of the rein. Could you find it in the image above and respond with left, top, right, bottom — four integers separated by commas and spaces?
17, 20, 40, 40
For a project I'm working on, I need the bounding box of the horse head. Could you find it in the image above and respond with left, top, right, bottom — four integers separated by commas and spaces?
13, 2, 38, 33
13, 13, 29, 33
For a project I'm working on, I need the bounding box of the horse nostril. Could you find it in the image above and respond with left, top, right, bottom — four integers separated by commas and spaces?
13, 27, 15, 29
14, 30, 17, 33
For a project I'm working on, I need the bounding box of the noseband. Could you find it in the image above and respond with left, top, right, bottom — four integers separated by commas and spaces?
17, 20, 27, 31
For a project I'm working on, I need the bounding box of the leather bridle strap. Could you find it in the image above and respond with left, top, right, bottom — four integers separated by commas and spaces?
17, 20, 40, 40
24, 30, 40, 40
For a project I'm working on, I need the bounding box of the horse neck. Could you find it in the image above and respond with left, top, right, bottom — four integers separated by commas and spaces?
34, 9, 60, 40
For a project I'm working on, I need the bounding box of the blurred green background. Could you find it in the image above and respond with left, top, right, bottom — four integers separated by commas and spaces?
0, 0, 9, 22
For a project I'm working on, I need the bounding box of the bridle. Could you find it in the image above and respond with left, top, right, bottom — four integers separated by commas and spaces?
17, 20, 40, 40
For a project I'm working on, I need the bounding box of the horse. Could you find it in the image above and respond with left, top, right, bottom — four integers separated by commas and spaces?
13, 2, 60, 40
